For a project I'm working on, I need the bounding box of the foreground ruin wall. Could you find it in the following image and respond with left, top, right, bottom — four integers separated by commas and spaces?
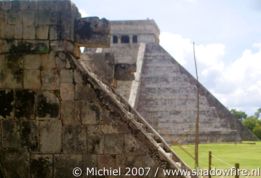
0, 1, 194, 177
84, 20, 257, 144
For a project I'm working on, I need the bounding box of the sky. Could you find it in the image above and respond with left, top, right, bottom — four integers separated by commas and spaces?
73, 0, 261, 115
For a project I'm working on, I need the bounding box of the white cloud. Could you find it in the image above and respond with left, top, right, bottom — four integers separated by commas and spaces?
219, 44, 261, 113
79, 9, 89, 17
160, 32, 261, 115
225, 44, 261, 85
160, 32, 226, 85
160, 32, 192, 66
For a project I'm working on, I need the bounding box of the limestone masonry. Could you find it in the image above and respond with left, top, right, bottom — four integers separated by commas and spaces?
82, 20, 257, 144
0, 0, 195, 178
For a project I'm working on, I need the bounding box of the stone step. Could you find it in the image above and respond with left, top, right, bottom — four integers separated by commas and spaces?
157, 142, 164, 147
165, 152, 173, 160
133, 120, 144, 129
175, 162, 182, 168
147, 132, 163, 143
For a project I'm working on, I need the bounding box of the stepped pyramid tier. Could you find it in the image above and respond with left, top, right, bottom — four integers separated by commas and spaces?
83, 20, 257, 143
0, 0, 194, 177
137, 43, 256, 143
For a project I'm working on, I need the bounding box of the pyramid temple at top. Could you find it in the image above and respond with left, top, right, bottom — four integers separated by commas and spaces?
82, 19, 257, 144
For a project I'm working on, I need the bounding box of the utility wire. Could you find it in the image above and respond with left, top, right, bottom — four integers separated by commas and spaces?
211, 154, 234, 167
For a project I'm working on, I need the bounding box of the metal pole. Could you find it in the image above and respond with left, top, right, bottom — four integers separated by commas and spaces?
193, 41, 200, 168
208, 151, 212, 178
235, 163, 240, 178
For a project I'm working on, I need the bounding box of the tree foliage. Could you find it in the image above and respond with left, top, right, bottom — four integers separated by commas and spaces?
254, 108, 261, 119
230, 109, 247, 121
231, 108, 261, 139
253, 125, 261, 139
243, 116, 259, 131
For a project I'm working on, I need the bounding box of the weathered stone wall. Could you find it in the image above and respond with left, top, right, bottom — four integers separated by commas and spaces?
110, 44, 140, 100
0, 0, 78, 41
90, 44, 143, 101
80, 52, 115, 86
0, 1, 193, 178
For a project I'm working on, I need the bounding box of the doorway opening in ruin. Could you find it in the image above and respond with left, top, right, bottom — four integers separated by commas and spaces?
121, 35, 130, 43
113, 35, 118, 43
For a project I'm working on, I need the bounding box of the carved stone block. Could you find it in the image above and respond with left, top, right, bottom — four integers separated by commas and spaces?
41, 69, 60, 90
62, 125, 86, 153
23, 69, 41, 89
39, 120, 62, 153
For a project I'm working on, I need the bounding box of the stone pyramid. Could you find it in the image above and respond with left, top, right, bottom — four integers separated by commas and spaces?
137, 43, 256, 143
82, 20, 257, 144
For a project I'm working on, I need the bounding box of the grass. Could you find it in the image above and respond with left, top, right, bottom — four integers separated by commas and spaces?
171, 141, 261, 169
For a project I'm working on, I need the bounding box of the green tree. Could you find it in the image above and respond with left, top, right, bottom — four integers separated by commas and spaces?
253, 125, 261, 139
230, 108, 261, 139
230, 109, 247, 121
242, 116, 259, 131
254, 108, 261, 119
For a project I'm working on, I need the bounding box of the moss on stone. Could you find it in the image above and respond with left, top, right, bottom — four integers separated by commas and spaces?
0, 148, 30, 178
0, 154, 7, 178
30, 157, 51, 178
6, 42, 49, 83
20, 121, 38, 151
7, 42, 49, 62
15, 90, 35, 119
35, 43, 49, 54
7, 42, 32, 61
36, 93, 59, 118
0, 90, 14, 118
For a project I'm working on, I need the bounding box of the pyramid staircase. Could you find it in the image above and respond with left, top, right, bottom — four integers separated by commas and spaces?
73, 55, 196, 178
